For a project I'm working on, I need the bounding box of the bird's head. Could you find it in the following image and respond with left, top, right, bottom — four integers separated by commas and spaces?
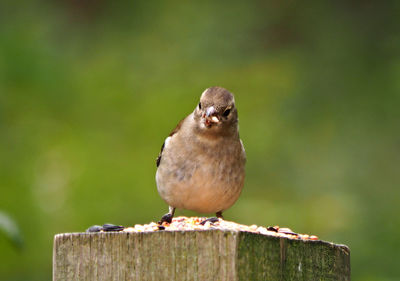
194, 87, 238, 136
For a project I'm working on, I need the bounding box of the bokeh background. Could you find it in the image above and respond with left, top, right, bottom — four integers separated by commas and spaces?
1, 0, 399, 280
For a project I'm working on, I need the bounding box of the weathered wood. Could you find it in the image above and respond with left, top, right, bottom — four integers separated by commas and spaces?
53, 230, 350, 281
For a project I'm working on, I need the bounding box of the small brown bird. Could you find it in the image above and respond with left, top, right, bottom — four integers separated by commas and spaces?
156, 87, 246, 223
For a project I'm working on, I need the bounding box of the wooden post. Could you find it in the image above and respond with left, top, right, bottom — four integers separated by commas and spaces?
53, 230, 350, 281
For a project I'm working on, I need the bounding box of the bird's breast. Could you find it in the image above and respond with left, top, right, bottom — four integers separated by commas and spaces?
156, 136, 245, 213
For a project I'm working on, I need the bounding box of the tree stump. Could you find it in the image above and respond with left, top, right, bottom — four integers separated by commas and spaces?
53, 230, 350, 281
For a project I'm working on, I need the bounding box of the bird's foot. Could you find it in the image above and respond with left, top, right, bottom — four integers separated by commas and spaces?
200, 217, 219, 225
86, 223, 125, 233
158, 206, 175, 224
216, 211, 224, 219
158, 213, 174, 224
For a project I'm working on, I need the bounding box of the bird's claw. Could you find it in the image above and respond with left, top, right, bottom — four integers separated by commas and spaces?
216, 211, 224, 219
158, 213, 173, 224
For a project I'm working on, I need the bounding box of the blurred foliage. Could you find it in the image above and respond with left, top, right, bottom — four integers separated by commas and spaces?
0, 0, 399, 280
0, 211, 23, 249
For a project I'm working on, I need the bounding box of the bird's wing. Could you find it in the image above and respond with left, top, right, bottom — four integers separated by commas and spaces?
156, 117, 186, 167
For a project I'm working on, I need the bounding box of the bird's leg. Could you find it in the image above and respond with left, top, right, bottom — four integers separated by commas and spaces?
158, 206, 175, 224
216, 211, 224, 219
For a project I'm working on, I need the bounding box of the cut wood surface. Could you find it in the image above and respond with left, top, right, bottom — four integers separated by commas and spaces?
53, 230, 350, 281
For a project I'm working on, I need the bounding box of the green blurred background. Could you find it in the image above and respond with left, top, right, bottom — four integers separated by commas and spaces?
1, 0, 399, 280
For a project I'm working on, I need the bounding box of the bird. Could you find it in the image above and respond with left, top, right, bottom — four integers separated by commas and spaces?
156, 86, 246, 224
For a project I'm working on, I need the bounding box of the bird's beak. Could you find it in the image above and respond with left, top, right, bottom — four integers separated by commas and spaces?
206, 106, 216, 117
203, 106, 220, 126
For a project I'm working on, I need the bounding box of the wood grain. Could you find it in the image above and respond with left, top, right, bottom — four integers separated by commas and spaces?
53, 230, 350, 281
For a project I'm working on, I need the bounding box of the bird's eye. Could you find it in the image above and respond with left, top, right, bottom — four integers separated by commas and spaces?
198, 102, 202, 109
223, 108, 231, 117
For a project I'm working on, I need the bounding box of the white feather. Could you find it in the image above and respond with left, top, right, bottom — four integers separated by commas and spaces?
164, 136, 172, 148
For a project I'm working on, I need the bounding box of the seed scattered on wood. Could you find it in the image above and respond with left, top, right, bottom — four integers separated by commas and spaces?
249, 224, 258, 230
102, 224, 125, 232
86, 225, 103, 233
278, 227, 298, 236
91, 217, 320, 241
200, 217, 219, 225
